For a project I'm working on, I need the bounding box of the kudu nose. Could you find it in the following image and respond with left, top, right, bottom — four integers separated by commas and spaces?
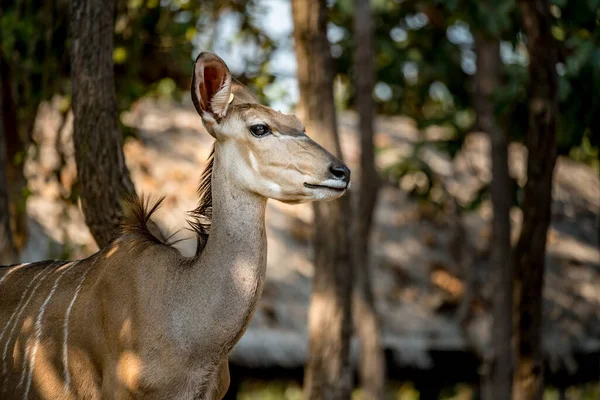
329, 163, 351, 183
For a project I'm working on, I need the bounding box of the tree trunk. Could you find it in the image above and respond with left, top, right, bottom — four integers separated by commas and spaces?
474, 33, 513, 400
291, 1, 354, 399
513, 0, 559, 399
0, 87, 18, 265
0, 50, 29, 252
70, 0, 135, 248
353, 0, 385, 399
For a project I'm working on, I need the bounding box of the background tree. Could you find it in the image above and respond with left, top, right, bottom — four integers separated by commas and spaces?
70, 0, 136, 248
0, 96, 17, 265
0, 0, 70, 251
0, 50, 24, 258
474, 28, 513, 400
291, 0, 354, 399
512, 0, 559, 398
352, 0, 386, 398
0, 46, 29, 253
459, 1, 516, 398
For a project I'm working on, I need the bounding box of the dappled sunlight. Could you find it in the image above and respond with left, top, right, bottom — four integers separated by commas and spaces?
547, 234, 600, 266
117, 351, 142, 391
21, 315, 34, 334
57, 261, 74, 272
119, 318, 133, 344
543, 264, 600, 364
13, 315, 35, 369
105, 244, 120, 259
68, 346, 101, 398
430, 269, 463, 298
306, 291, 343, 345
579, 282, 600, 304
12, 336, 22, 369
33, 341, 71, 400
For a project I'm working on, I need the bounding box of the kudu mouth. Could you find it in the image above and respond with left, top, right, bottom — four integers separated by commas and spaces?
303, 162, 351, 193
303, 182, 348, 192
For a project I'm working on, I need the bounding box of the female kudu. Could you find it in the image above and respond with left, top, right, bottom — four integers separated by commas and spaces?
0, 52, 350, 399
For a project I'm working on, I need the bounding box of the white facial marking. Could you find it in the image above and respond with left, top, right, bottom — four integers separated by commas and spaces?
249, 151, 259, 172
1, 265, 54, 388
0, 263, 27, 287
21, 262, 78, 396
277, 135, 309, 140
266, 182, 281, 195
63, 261, 92, 392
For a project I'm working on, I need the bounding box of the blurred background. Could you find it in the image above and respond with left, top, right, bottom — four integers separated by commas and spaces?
0, 0, 598, 399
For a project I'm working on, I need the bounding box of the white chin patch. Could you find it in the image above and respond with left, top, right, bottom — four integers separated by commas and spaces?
265, 182, 282, 195
312, 188, 344, 200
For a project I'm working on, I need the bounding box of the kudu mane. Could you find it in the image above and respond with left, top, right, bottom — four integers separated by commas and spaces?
119, 149, 215, 256
188, 146, 215, 252
120, 78, 257, 256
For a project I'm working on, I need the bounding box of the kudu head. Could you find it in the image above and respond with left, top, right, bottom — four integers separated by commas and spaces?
191, 52, 350, 204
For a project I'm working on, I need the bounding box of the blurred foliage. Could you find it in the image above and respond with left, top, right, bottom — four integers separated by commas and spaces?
2, 0, 597, 168
0, 0, 70, 141
0, 0, 276, 138
111, 0, 277, 109
330, 0, 476, 138
328, 0, 600, 170
1, 0, 598, 220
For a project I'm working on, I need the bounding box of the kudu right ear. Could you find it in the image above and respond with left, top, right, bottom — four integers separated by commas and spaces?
191, 52, 233, 135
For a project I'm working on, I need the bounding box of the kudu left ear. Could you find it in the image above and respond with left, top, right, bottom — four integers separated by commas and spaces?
191, 52, 232, 134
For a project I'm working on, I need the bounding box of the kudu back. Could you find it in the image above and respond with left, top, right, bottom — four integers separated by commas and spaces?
0, 51, 350, 399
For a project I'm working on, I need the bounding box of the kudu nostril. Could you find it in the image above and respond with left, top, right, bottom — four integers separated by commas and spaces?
329, 164, 351, 182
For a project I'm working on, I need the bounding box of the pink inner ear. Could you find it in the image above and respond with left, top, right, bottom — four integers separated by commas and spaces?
199, 65, 226, 113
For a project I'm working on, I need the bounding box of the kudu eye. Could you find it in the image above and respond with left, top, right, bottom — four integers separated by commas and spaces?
249, 124, 271, 138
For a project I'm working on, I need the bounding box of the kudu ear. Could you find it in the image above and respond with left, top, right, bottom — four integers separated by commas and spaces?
191, 52, 232, 133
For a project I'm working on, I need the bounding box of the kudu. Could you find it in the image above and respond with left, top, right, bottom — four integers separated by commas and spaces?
0, 52, 350, 399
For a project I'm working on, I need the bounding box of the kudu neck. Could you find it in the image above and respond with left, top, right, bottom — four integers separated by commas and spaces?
199, 145, 268, 265
166, 147, 269, 355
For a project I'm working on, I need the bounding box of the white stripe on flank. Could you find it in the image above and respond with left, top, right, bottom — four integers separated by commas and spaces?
21, 261, 78, 397
0, 266, 44, 346
1, 264, 55, 388
0, 263, 28, 287
62, 260, 91, 392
